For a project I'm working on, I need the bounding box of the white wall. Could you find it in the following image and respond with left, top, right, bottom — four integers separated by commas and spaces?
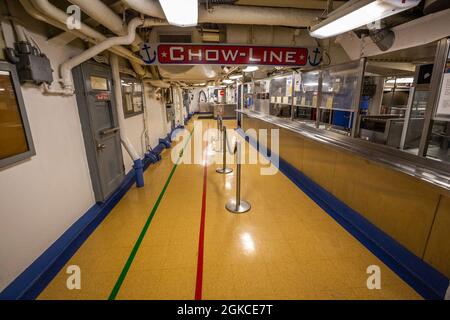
121, 114, 145, 173
143, 84, 168, 148
0, 30, 95, 292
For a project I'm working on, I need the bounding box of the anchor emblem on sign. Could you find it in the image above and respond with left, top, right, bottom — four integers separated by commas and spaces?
140, 43, 157, 65
308, 47, 322, 67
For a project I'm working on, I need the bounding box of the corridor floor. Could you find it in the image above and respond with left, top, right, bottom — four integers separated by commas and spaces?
38, 118, 421, 300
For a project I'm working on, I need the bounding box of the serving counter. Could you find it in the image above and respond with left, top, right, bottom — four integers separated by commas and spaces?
239, 109, 450, 281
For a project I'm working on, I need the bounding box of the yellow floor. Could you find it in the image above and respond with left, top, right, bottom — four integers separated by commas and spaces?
38, 118, 421, 300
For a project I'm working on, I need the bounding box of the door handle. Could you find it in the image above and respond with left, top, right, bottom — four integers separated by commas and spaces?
100, 127, 120, 136
97, 143, 107, 151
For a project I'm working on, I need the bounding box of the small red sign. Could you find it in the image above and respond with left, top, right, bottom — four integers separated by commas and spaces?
95, 92, 110, 101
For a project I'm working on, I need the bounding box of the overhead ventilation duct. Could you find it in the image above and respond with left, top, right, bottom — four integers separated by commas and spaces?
68, 0, 143, 50
424, 0, 450, 14
336, 8, 450, 59
122, 0, 321, 27
24, 0, 143, 65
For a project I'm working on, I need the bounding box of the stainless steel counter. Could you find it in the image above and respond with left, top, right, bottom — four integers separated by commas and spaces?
239, 109, 450, 194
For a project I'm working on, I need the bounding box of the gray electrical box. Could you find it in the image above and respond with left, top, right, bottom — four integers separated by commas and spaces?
5, 41, 53, 85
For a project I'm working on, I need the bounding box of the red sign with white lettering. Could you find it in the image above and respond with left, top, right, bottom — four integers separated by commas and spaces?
140, 43, 322, 67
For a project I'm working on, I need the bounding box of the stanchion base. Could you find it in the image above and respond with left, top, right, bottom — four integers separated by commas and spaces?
226, 199, 251, 214
216, 167, 233, 174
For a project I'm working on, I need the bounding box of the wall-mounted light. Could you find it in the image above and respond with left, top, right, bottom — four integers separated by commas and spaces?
309, 0, 420, 39
159, 0, 198, 27
243, 66, 259, 73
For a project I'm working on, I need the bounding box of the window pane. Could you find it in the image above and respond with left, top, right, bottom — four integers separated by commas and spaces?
426, 120, 450, 162
319, 61, 360, 134
269, 75, 292, 118
0, 71, 29, 160
293, 71, 319, 125
426, 47, 450, 162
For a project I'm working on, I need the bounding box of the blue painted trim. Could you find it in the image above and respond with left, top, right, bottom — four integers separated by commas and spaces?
159, 138, 171, 149
133, 159, 144, 188
237, 128, 450, 300
0, 167, 138, 300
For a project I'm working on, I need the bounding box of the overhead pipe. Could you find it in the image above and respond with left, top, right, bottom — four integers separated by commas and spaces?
60, 17, 144, 88
67, 0, 143, 51
122, 0, 321, 27
27, 0, 145, 65
111, 54, 145, 188
122, 0, 166, 19
59, 17, 165, 92
20, 0, 92, 42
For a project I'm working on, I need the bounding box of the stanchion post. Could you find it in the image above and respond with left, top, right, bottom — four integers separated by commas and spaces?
216, 126, 233, 174
226, 141, 251, 214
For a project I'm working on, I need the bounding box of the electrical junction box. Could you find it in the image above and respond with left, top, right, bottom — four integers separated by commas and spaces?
5, 41, 53, 85
17, 53, 53, 85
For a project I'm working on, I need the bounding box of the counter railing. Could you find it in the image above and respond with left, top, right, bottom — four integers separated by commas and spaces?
238, 109, 450, 195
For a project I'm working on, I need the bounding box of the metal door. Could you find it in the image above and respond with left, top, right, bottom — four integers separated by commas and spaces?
73, 61, 125, 202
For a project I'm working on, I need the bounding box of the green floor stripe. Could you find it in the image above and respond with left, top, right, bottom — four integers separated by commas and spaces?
108, 129, 194, 300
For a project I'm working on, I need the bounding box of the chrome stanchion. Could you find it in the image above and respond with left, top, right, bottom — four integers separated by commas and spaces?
216, 126, 233, 174
226, 141, 251, 214
215, 116, 223, 151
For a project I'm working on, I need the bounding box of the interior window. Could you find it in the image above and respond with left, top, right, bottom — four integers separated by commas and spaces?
121, 77, 144, 118
0, 70, 32, 163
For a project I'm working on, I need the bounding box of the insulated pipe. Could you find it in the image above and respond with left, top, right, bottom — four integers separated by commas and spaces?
111, 54, 144, 188
60, 17, 144, 89
60, 17, 165, 90
20, 0, 91, 42
122, 0, 321, 27
28, 0, 144, 65
68, 0, 143, 50
122, 0, 166, 19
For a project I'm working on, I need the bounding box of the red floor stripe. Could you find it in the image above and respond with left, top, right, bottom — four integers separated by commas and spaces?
195, 125, 209, 300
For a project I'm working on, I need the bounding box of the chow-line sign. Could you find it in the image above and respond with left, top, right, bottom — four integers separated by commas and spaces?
139, 43, 322, 68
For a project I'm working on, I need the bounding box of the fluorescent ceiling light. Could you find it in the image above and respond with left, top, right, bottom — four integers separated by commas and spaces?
223, 79, 234, 84
159, 0, 198, 27
309, 0, 420, 39
229, 74, 243, 80
243, 66, 259, 73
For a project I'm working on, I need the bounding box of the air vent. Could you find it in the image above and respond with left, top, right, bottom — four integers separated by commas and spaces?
159, 34, 192, 43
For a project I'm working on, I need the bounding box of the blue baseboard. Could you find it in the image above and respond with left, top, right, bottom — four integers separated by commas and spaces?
0, 168, 137, 300
237, 128, 449, 300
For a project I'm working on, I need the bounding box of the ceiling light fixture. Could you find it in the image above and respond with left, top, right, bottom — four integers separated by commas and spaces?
309, 0, 420, 39
159, 0, 198, 27
223, 79, 234, 84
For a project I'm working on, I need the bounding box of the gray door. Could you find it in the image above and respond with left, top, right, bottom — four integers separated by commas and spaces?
73, 61, 125, 202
